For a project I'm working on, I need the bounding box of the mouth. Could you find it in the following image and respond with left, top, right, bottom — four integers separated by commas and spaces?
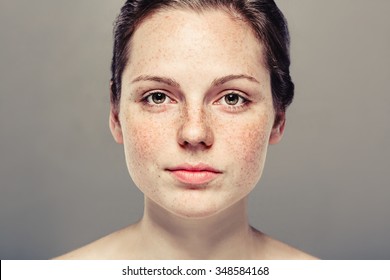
166, 163, 222, 185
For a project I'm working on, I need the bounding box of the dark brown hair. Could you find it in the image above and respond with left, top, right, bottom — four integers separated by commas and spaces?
111, 0, 294, 113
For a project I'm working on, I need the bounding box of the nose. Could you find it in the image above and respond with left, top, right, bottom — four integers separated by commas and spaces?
177, 104, 214, 149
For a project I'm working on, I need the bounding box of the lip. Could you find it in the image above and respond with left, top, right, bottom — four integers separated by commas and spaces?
166, 163, 222, 185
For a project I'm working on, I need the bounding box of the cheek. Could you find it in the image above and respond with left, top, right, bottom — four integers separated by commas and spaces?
222, 115, 273, 186
121, 114, 171, 178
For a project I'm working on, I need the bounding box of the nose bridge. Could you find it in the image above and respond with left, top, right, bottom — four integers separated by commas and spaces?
178, 101, 213, 147
184, 101, 207, 124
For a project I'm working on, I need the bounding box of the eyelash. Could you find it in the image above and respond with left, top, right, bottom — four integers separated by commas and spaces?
141, 91, 250, 112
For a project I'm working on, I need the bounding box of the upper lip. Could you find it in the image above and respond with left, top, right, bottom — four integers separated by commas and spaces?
166, 163, 222, 173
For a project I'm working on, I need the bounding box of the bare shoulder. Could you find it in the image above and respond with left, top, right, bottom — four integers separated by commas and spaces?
52, 225, 139, 260
253, 230, 318, 260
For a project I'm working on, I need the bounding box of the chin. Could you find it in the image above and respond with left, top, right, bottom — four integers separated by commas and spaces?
144, 182, 250, 220
164, 197, 234, 220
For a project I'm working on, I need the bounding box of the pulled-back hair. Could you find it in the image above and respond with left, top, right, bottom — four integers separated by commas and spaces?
111, 0, 294, 113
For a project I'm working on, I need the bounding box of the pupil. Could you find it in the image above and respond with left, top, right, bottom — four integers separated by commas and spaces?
225, 94, 238, 105
152, 92, 166, 104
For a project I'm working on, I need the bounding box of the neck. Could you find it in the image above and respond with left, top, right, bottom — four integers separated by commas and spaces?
137, 197, 257, 259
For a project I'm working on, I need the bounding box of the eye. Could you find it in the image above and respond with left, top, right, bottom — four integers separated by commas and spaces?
224, 94, 240, 105
144, 91, 173, 105
217, 93, 248, 106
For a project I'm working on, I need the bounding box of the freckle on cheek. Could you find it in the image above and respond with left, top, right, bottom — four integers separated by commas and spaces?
230, 121, 270, 189
130, 126, 152, 158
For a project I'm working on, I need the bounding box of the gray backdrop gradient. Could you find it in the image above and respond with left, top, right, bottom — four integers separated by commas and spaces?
0, 0, 389, 259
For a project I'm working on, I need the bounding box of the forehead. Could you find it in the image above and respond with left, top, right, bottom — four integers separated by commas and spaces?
125, 8, 267, 81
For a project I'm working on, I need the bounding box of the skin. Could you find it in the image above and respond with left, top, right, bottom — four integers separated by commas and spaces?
55, 8, 316, 260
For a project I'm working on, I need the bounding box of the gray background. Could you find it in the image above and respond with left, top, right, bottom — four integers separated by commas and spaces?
0, 0, 389, 259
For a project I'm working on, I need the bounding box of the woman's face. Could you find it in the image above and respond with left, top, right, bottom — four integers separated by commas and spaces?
110, 8, 285, 218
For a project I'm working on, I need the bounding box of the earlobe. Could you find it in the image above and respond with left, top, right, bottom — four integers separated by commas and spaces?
109, 104, 123, 144
269, 111, 286, 145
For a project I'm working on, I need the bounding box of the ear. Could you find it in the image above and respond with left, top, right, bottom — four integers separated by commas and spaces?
109, 82, 123, 144
109, 105, 123, 144
269, 111, 286, 145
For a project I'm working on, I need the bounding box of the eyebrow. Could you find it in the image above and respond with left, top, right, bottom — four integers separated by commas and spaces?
211, 74, 260, 87
131, 74, 260, 88
131, 75, 181, 88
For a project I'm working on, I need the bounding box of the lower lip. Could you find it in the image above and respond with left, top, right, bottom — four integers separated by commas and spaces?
169, 170, 220, 185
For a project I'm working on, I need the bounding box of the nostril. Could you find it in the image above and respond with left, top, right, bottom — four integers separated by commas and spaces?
181, 139, 211, 148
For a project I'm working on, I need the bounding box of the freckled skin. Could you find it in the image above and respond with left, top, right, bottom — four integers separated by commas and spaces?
117, 9, 280, 218
53, 8, 318, 260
